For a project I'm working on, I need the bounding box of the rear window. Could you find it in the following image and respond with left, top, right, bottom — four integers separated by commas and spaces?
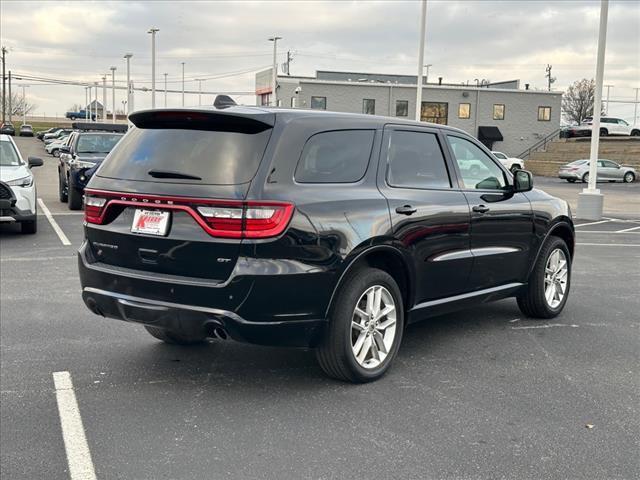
97, 127, 271, 185
76, 134, 123, 154
295, 130, 374, 183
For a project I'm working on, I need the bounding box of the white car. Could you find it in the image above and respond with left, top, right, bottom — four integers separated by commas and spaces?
0, 134, 43, 234
491, 151, 525, 173
45, 135, 71, 156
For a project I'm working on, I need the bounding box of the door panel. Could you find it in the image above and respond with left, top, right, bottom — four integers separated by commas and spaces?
444, 134, 534, 290
378, 126, 472, 304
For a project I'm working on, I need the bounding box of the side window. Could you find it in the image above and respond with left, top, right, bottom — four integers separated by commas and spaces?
602, 160, 618, 168
386, 130, 451, 189
295, 130, 374, 183
618, 119, 629, 126
447, 135, 507, 190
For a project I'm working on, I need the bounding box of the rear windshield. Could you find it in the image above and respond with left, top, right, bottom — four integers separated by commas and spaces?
97, 127, 271, 185
77, 134, 123, 153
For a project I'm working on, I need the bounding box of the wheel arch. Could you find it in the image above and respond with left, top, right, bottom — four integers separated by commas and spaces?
324, 245, 413, 318
529, 220, 575, 277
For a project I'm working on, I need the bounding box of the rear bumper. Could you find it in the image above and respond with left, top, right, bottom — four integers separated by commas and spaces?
78, 242, 330, 347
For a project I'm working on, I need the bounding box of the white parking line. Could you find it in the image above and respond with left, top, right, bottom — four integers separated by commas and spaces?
52, 371, 97, 480
576, 242, 640, 247
615, 225, 640, 233
38, 198, 71, 246
574, 220, 610, 228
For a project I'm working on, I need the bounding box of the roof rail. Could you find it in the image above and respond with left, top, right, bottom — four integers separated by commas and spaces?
71, 122, 128, 133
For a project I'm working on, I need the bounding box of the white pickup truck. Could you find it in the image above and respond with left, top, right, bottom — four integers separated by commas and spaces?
491, 151, 525, 173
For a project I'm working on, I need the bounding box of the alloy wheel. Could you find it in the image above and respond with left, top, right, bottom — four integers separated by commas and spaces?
351, 285, 397, 369
544, 249, 568, 309
624, 173, 634, 183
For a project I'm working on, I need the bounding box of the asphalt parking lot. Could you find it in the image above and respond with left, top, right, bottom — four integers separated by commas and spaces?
1, 136, 639, 479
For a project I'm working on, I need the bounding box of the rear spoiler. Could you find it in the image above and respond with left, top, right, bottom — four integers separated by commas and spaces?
71, 122, 128, 133
129, 109, 275, 133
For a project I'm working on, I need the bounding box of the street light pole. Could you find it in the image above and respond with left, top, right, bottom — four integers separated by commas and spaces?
163, 73, 168, 107
576, 0, 609, 220
181, 62, 185, 106
21, 84, 28, 124
147, 28, 159, 108
85, 87, 89, 120
268, 36, 282, 107
415, 0, 427, 121
124, 53, 133, 115
102, 75, 107, 122
110, 66, 116, 122
197, 79, 202, 106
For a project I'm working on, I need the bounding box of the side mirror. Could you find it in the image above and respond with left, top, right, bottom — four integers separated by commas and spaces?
28, 156, 44, 168
59, 146, 71, 154
513, 169, 533, 192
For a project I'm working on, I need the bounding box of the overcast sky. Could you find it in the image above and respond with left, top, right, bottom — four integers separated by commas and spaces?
1, 0, 639, 120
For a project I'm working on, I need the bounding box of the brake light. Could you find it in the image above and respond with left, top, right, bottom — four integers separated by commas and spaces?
84, 196, 107, 224
83, 189, 294, 239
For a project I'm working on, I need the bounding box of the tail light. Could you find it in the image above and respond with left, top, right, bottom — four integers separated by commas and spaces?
84, 189, 294, 239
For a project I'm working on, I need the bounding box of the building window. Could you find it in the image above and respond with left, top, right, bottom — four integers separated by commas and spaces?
458, 103, 471, 119
493, 104, 505, 120
259, 93, 271, 106
538, 106, 551, 121
395, 100, 408, 117
421, 102, 448, 124
363, 99, 375, 115
311, 96, 326, 110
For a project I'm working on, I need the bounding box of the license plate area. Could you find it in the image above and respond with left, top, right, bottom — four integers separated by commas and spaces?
131, 209, 171, 236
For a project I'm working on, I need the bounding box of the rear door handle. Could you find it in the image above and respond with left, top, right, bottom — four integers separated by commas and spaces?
472, 205, 490, 213
396, 205, 417, 215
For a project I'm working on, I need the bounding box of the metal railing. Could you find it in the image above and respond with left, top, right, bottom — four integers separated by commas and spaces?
517, 128, 562, 160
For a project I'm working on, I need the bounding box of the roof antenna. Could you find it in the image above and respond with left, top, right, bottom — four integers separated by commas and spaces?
214, 95, 237, 109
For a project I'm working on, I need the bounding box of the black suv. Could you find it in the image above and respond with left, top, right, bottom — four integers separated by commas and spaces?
58, 130, 124, 209
79, 107, 574, 382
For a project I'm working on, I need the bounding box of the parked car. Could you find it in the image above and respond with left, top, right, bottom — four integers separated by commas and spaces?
566, 117, 639, 138
44, 129, 74, 144
491, 151, 525, 172
45, 135, 71, 156
78, 105, 575, 383
558, 159, 636, 183
66, 110, 96, 121
0, 134, 43, 233
58, 130, 124, 209
19, 124, 34, 137
37, 127, 63, 140
0, 122, 16, 136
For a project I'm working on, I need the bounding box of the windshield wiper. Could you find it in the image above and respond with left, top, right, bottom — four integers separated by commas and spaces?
148, 169, 202, 180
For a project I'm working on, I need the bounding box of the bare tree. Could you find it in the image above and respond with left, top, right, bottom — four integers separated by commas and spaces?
562, 78, 596, 125
68, 103, 83, 112
9, 91, 37, 117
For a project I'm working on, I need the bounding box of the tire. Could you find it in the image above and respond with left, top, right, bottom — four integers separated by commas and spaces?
58, 172, 68, 203
69, 116, 76, 120
582, 172, 590, 183
144, 326, 206, 345
21, 220, 37, 234
567, 179, 576, 183
517, 236, 571, 319
316, 267, 404, 383
599, 128, 608, 137
52, 149, 60, 157
68, 186, 83, 210
631, 130, 640, 137
510, 164, 522, 174
624, 172, 635, 183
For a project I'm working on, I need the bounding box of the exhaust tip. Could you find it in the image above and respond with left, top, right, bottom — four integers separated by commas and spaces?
205, 321, 228, 340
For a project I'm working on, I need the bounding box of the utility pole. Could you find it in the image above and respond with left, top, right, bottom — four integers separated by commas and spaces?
1, 46, 7, 123
268, 36, 282, 107
147, 28, 159, 108
110, 66, 116, 122
85, 87, 89, 120
545, 64, 555, 91
7, 71, 11, 122
21, 84, 28, 124
604, 84, 613, 115
163, 73, 168, 107
577, 0, 609, 220
283, 50, 293, 75
415, 0, 427, 121
181, 62, 185, 106
94, 82, 98, 122
124, 53, 133, 115
197, 79, 202, 106
102, 75, 107, 122
634, 87, 639, 125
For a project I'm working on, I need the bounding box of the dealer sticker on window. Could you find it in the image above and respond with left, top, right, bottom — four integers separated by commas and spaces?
131, 209, 170, 236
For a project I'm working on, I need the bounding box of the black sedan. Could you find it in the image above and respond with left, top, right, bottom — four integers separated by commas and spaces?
0, 122, 16, 136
